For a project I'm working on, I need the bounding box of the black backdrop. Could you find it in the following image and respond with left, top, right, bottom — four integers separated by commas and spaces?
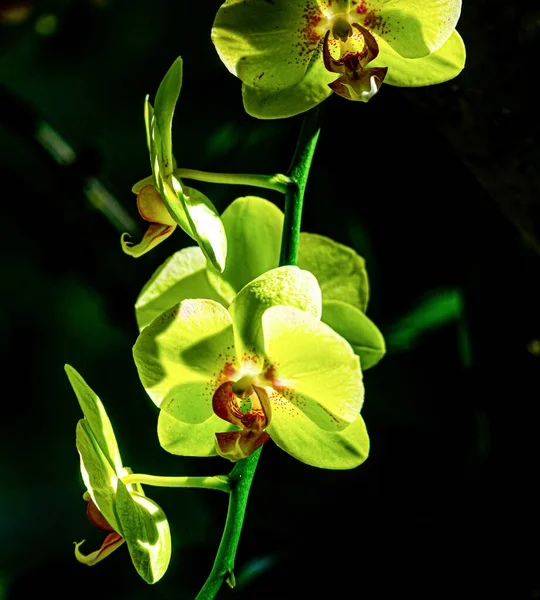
1, 1, 539, 598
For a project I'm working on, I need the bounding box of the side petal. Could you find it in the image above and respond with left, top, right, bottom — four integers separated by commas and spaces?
74, 532, 125, 566
175, 181, 228, 273
322, 300, 386, 370
207, 196, 284, 303
121, 224, 176, 258
262, 306, 364, 428
65, 366, 123, 474
267, 413, 369, 469
116, 481, 172, 584
229, 266, 322, 364
158, 410, 237, 457
135, 246, 226, 331
133, 299, 238, 424
242, 42, 338, 119
372, 30, 466, 87
154, 57, 182, 176
297, 233, 370, 312
357, 0, 461, 58
212, 0, 325, 91
76, 420, 122, 534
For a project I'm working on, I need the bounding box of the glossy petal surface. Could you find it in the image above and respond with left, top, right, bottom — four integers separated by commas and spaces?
207, 196, 283, 302
322, 300, 386, 369
358, 0, 461, 58
242, 44, 337, 119
116, 481, 172, 584
133, 299, 237, 424
373, 30, 466, 87
229, 266, 321, 362
135, 247, 225, 331
268, 413, 369, 469
212, 0, 325, 90
262, 306, 363, 429
297, 233, 369, 311
158, 410, 237, 457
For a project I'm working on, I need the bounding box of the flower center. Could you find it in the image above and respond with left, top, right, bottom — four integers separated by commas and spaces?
212, 367, 274, 461
332, 15, 353, 42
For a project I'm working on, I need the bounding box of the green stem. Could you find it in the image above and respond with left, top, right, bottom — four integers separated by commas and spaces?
279, 106, 321, 266
194, 108, 321, 600
174, 168, 291, 195
121, 474, 230, 493
195, 449, 262, 599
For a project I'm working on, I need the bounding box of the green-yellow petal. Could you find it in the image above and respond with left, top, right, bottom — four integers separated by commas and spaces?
242, 43, 337, 119
177, 182, 228, 273
322, 300, 386, 369
297, 233, 370, 312
158, 410, 237, 457
76, 420, 122, 535
116, 480, 172, 584
154, 56, 182, 176
207, 196, 283, 302
66, 365, 123, 474
212, 0, 324, 91
373, 30, 466, 87
229, 266, 322, 364
357, 0, 461, 59
262, 305, 363, 429
135, 246, 226, 331
133, 299, 237, 424
267, 413, 369, 469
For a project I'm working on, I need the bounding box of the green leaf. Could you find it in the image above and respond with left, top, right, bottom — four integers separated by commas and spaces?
322, 300, 386, 370
387, 288, 464, 350
212, 0, 322, 91
154, 57, 182, 176
242, 43, 337, 119
207, 196, 283, 302
262, 305, 363, 430
158, 410, 236, 457
268, 412, 369, 469
66, 365, 123, 474
135, 246, 226, 331
364, 0, 462, 59
297, 233, 369, 312
133, 298, 236, 425
76, 420, 122, 534
373, 30, 466, 87
229, 266, 321, 361
116, 480, 171, 584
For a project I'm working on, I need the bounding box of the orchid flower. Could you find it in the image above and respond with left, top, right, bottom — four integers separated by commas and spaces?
66, 365, 172, 583
212, 0, 465, 118
134, 196, 385, 370
133, 266, 369, 469
121, 57, 227, 272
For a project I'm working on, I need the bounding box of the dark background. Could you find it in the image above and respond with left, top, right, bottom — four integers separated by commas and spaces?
1, 1, 539, 598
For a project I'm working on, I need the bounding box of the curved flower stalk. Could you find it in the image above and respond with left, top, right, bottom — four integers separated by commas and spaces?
133, 266, 369, 469
65, 365, 172, 584
122, 57, 227, 272
212, 0, 465, 118
134, 196, 385, 370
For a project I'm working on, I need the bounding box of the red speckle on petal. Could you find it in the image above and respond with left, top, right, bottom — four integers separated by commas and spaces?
356, 0, 367, 14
